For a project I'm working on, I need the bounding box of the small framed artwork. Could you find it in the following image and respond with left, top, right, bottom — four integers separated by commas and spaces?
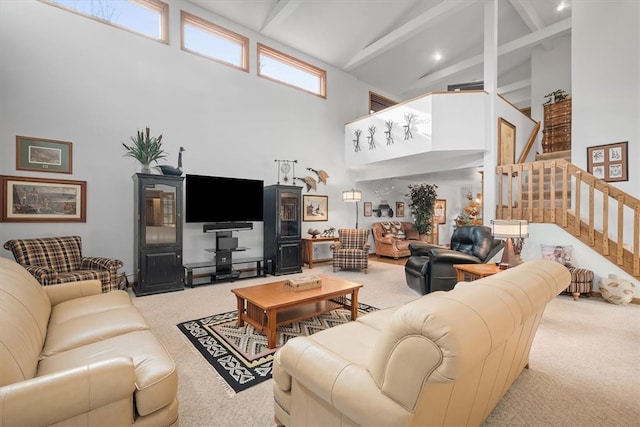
1, 175, 86, 222
395, 201, 404, 217
303, 195, 328, 221
16, 136, 73, 174
363, 202, 372, 217
497, 118, 516, 166
434, 199, 446, 224
587, 141, 628, 182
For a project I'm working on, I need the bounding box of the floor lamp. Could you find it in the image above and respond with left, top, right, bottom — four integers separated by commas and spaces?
491, 219, 529, 268
342, 189, 362, 229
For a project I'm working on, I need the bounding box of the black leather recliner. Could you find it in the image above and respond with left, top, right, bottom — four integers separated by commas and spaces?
404, 225, 504, 295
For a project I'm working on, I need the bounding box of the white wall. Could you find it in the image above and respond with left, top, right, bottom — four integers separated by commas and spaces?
0, 0, 367, 275
530, 35, 572, 154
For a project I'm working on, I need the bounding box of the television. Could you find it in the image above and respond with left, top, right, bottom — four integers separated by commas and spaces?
185, 174, 264, 223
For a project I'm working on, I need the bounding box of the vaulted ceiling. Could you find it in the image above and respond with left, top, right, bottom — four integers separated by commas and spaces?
185, 0, 572, 108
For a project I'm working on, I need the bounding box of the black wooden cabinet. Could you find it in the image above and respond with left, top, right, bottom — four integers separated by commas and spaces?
133, 174, 184, 296
263, 185, 302, 275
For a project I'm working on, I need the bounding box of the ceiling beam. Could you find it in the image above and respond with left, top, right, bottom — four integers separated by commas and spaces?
498, 78, 531, 95
408, 17, 571, 92
260, 0, 300, 34
343, 0, 477, 71
509, 0, 553, 49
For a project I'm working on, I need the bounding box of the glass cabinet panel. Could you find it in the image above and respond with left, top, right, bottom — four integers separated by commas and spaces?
279, 191, 299, 238
145, 183, 177, 245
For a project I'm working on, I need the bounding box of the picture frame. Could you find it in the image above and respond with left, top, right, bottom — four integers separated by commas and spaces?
497, 118, 516, 166
16, 136, 73, 174
587, 141, 628, 182
303, 195, 328, 221
1, 175, 86, 222
363, 201, 372, 217
434, 199, 446, 224
395, 201, 404, 217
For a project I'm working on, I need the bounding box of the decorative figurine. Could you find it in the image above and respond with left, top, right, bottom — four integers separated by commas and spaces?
156, 146, 185, 176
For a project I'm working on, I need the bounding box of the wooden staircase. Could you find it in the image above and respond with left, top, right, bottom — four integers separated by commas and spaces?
497, 157, 640, 280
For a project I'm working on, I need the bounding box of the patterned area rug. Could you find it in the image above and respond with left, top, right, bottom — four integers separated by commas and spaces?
177, 302, 377, 393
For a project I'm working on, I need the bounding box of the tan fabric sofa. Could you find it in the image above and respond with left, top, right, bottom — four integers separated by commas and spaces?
372, 221, 428, 258
0, 257, 179, 426
273, 260, 571, 427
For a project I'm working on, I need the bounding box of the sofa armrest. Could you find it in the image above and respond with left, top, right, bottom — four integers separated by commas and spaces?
276, 337, 411, 425
44, 279, 103, 306
427, 248, 482, 265
24, 265, 58, 283
0, 357, 136, 426
81, 256, 124, 271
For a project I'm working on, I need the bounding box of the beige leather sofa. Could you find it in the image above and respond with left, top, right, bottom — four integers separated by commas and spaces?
0, 257, 179, 426
273, 260, 570, 426
372, 221, 428, 258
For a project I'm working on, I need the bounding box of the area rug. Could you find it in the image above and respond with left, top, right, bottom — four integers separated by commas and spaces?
177, 302, 377, 393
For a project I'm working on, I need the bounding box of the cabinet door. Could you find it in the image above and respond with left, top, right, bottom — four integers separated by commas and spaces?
279, 190, 300, 239
278, 242, 301, 274
144, 183, 178, 246
138, 250, 182, 294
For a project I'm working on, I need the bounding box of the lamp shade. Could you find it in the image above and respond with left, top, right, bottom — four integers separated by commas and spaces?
491, 219, 529, 238
342, 189, 362, 202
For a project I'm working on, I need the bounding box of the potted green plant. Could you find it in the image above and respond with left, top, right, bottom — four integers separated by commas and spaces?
406, 183, 438, 235
122, 127, 166, 173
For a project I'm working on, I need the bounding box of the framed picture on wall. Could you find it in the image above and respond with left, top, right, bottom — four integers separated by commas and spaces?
395, 201, 404, 217
497, 118, 516, 166
303, 195, 328, 221
16, 136, 73, 174
1, 175, 86, 222
587, 141, 628, 182
363, 202, 372, 217
434, 199, 446, 224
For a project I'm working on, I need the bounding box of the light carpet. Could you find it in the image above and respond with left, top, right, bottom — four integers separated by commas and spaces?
130, 260, 640, 426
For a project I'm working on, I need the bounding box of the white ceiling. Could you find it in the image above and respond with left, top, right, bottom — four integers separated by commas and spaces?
184, 0, 572, 107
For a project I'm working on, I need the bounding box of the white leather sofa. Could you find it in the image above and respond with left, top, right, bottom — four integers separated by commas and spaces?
0, 256, 179, 426
273, 260, 570, 426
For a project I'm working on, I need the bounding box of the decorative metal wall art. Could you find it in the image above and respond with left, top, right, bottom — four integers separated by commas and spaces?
404, 113, 416, 140
367, 125, 376, 150
353, 129, 362, 152
385, 120, 394, 145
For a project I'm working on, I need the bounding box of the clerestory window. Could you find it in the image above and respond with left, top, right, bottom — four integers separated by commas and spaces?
257, 43, 327, 98
181, 11, 249, 72
43, 0, 168, 43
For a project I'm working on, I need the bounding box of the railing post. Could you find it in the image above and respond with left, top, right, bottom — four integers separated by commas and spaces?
634, 204, 639, 276
617, 195, 624, 265
562, 163, 569, 227
589, 182, 595, 246
574, 171, 581, 236
603, 187, 610, 256
538, 162, 544, 222
550, 161, 556, 224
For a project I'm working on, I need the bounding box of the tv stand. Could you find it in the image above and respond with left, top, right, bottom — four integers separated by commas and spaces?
183, 227, 266, 287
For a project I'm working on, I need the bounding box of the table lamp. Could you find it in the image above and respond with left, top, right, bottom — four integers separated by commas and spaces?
491, 219, 529, 268
342, 189, 362, 229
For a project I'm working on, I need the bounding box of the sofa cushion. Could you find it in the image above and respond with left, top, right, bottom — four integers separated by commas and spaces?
37, 330, 178, 417
42, 291, 149, 357
5, 236, 83, 272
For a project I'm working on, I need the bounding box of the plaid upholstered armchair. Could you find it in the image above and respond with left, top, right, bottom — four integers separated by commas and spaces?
3, 236, 123, 293
331, 229, 370, 274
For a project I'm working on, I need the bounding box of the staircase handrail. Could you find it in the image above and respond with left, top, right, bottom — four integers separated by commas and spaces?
517, 121, 540, 164
496, 158, 639, 278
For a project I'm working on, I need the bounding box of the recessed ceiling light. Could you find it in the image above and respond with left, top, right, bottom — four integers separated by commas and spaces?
434, 52, 442, 61
557, 1, 567, 12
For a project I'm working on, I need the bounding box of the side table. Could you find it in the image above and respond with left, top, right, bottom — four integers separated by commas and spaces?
453, 263, 502, 282
302, 236, 339, 268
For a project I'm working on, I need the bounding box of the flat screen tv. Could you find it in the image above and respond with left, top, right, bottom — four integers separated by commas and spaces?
185, 174, 264, 223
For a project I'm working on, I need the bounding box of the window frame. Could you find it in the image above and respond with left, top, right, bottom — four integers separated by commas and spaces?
257, 43, 327, 99
41, 0, 169, 44
180, 10, 249, 72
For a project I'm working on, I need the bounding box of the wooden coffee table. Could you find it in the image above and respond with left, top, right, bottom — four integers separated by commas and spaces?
231, 275, 363, 349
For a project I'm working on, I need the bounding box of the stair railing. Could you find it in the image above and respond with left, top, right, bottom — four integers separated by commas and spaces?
496, 159, 640, 278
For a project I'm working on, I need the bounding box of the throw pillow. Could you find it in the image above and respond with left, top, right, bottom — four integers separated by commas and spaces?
405, 228, 419, 240
599, 274, 635, 305
541, 244, 574, 268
